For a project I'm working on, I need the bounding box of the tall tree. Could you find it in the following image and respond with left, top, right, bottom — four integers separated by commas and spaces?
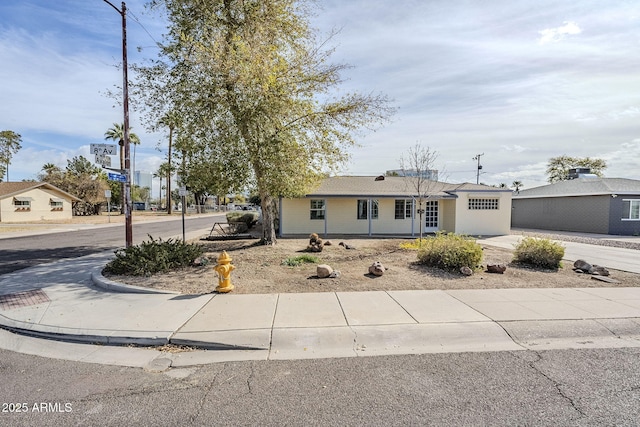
38, 157, 109, 215
546, 155, 607, 183
136, 0, 392, 244
104, 123, 141, 212
0, 130, 23, 182
399, 143, 439, 243
512, 180, 523, 193
104, 123, 141, 172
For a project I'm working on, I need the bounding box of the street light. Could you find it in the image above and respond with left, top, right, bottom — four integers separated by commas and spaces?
103, 0, 133, 247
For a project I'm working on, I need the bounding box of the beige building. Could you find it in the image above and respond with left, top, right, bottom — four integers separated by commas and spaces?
280, 176, 512, 237
0, 182, 81, 223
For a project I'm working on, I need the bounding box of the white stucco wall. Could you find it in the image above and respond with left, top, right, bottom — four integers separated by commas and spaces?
451, 191, 512, 235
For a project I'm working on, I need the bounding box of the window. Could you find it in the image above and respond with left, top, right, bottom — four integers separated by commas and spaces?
468, 198, 499, 210
50, 198, 64, 211
357, 199, 378, 220
395, 199, 413, 219
310, 199, 325, 220
13, 197, 32, 211
622, 199, 640, 220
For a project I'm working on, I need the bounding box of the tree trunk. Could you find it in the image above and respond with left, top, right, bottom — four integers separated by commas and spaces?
166, 126, 173, 215
260, 193, 278, 245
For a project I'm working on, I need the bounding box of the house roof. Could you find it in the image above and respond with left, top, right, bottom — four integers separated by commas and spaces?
304, 176, 509, 198
0, 182, 82, 202
513, 178, 640, 199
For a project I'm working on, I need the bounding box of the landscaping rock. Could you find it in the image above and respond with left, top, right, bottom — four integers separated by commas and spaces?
460, 266, 473, 276
317, 264, 333, 278
368, 261, 386, 276
487, 264, 506, 274
592, 265, 610, 276
573, 259, 593, 273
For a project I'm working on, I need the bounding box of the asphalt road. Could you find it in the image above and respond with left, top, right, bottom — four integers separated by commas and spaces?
0, 214, 225, 275
1, 347, 639, 426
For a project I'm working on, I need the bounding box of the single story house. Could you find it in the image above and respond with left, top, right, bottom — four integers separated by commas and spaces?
279, 176, 512, 237
0, 182, 81, 223
512, 177, 640, 235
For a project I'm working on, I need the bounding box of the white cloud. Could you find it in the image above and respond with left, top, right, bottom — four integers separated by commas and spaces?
538, 21, 582, 45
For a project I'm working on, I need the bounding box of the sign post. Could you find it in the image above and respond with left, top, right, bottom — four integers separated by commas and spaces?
105, 190, 112, 223
179, 186, 187, 242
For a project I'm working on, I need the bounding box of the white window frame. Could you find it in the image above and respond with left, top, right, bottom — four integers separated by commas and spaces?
622, 199, 640, 221
310, 199, 325, 220
394, 199, 413, 219
357, 199, 378, 220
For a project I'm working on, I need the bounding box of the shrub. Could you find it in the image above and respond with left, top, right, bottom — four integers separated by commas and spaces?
417, 232, 483, 272
104, 235, 204, 276
399, 238, 428, 250
513, 237, 565, 269
226, 211, 259, 229
281, 254, 320, 267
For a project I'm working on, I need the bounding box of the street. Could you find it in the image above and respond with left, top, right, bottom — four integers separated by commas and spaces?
1, 347, 639, 426
0, 214, 224, 274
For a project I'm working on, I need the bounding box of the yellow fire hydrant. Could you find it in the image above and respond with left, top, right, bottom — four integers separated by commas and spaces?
214, 251, 235, 293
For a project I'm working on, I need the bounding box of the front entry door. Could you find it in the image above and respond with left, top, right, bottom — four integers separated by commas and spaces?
424, 200, 438, 232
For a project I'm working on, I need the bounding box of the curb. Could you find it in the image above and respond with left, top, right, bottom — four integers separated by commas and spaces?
0, 312, 170, 346
91, 271, 180, 295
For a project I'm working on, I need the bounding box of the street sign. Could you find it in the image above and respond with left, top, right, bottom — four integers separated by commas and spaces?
108, 172, 127, 182
95, 154, 111, 167
90, 143, 118, 156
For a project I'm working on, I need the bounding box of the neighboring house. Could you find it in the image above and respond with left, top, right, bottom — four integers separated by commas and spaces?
0, 182, 81, 223
512, 177, 640, 235
279, 176, 512, 237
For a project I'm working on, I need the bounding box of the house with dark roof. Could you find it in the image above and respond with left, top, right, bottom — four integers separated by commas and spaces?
0, 182, 81, 223
512, 177, 640, 235
279, 176, 512, 237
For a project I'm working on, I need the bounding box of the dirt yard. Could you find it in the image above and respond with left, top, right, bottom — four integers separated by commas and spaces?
104, 235, 640, 295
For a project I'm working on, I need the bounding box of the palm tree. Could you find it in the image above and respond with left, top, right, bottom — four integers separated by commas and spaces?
104, 123, 140, 212
512, 180, 524, 193
158, 112, 182, 215
154, 163, 171, 209
103, 123, 141, 175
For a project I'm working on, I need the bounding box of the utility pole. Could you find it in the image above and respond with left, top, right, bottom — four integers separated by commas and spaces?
473, 153, 484, 185
103, 0, 133, 247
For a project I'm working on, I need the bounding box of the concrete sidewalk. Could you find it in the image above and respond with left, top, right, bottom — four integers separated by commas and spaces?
1, 250, 640, 369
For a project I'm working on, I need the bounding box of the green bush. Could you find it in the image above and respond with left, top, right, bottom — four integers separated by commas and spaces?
226, 211, 259, 229
281, 254, 320, 267
513, 237, 565, 269
104, 235, 204, 276
417, 232, 483, 272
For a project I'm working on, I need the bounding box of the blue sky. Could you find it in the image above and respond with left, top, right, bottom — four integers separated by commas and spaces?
2, 0, 640, 196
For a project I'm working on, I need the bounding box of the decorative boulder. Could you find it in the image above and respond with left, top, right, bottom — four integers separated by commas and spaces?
487, 264, 506, 274
573, 259, 593, 274
368, 261, 385, 276
317, 264, 333, 278
460, 266, 473, 276
592, 265, 610, 276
